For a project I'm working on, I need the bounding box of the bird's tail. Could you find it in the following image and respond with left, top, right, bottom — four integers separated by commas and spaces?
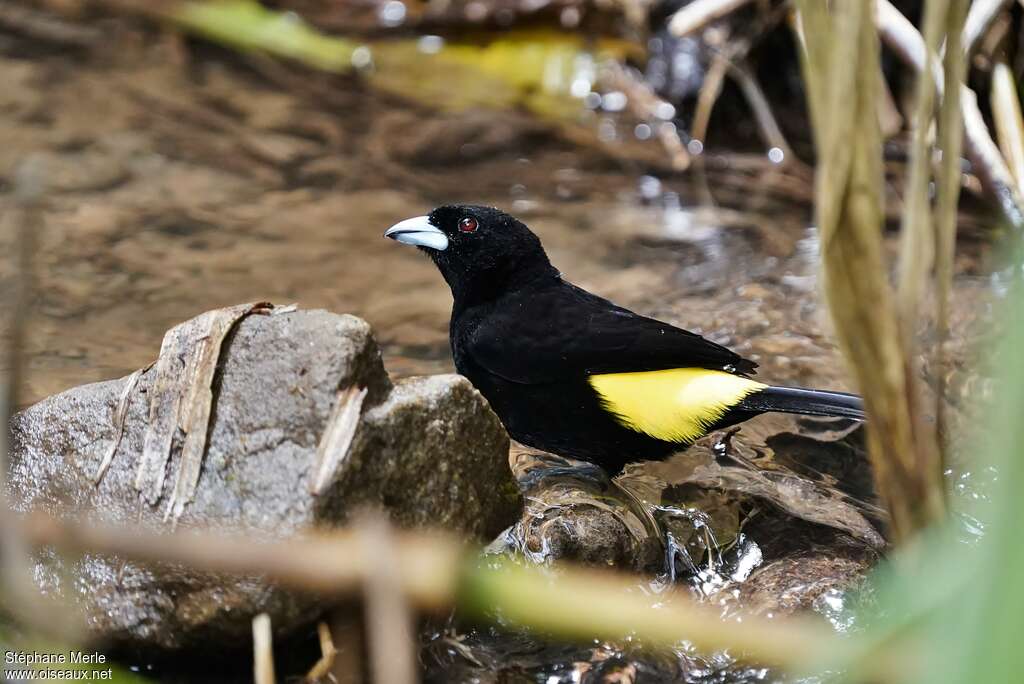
735, 386, 864, 420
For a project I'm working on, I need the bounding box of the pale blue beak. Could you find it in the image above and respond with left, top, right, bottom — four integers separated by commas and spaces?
384, 216, 449, 251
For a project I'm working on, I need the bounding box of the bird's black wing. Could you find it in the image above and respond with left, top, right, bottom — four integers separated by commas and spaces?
465, 281, 757, 385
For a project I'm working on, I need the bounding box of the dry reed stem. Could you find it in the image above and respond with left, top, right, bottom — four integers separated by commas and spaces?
691, 50, 730, 147
2, 508, 849, 671
896, 0, 946, 339
360, 515, 418, 684
991, 61, 1024, 193
724, 57, 794, 162
252, 613, 276, 684
795, 0, 945, 540
934, 0, 969, 447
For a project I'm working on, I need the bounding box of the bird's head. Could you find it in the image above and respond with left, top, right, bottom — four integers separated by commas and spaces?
384, 204, 554, 301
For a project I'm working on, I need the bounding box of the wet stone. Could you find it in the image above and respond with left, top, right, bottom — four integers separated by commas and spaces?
6, 308, 522, 654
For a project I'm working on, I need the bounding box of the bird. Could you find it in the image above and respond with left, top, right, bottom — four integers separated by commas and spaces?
385, 204, 864, 476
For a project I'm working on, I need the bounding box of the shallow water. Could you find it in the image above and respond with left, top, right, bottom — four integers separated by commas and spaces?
0, 26, 1000, 683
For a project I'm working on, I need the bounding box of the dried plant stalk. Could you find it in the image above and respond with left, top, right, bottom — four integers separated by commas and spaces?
934, 0, 969, 442
360, 516, 418, 684
304, 622, 338, 682
896, 0, 946, 337
252, 613, 276, 684
794, 0, 945, 540
7, 508, 849, 671
876, 0, 1024, 229
991, 61, 1024, 193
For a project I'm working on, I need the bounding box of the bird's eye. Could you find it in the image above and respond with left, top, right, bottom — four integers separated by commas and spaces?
458, 217, 478, 233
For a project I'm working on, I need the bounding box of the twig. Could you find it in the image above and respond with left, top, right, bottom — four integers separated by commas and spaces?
875, 0, 1024, 229
253, 613, 276, 684
600, 62, 691, 171
934, 0, 969, 457
990, 61, 1024, 192
668, 0, 753, 38
304, 622, 338, 683
723, 57, 795, 164
690, 50, 731, 148
962, 0, 1013, 55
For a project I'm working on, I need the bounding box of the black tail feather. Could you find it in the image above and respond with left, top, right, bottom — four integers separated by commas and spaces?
737, 386, 864, 420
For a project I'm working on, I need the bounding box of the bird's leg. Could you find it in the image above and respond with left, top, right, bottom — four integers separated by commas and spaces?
514, 451, 611, 491
664, 529, 699, 583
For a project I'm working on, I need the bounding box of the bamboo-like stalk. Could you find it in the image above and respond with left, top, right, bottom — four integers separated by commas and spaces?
3, 508, 855, 671
794, 0, 945, 540
896, 0, 945, 338
934, 0, 970, 446
359, 516, 418, 684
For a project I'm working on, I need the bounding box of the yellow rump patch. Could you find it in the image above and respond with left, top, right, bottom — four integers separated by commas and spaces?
588, 368, 766, 444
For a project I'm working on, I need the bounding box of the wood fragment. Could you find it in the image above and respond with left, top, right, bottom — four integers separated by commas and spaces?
310, 385, 368, 495
253, 613, 276, 684
94, 365, 150, 485
166, 304, 275, 522
134, 303, 272, 518
135, 324, 187, 502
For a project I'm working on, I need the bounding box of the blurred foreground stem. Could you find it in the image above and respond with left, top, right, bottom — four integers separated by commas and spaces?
1, 508, 885, 674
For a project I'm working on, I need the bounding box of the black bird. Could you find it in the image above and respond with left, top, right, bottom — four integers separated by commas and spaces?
385, 205, 863, 475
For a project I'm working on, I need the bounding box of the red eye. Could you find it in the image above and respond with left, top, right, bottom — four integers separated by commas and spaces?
458, 217, 478, 233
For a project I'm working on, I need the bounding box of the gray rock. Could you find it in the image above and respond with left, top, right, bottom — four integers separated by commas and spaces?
7, 309, 521, 653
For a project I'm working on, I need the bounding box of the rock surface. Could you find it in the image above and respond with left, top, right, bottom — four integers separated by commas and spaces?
7, 308, 521, 653
502, 416, 881, 614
